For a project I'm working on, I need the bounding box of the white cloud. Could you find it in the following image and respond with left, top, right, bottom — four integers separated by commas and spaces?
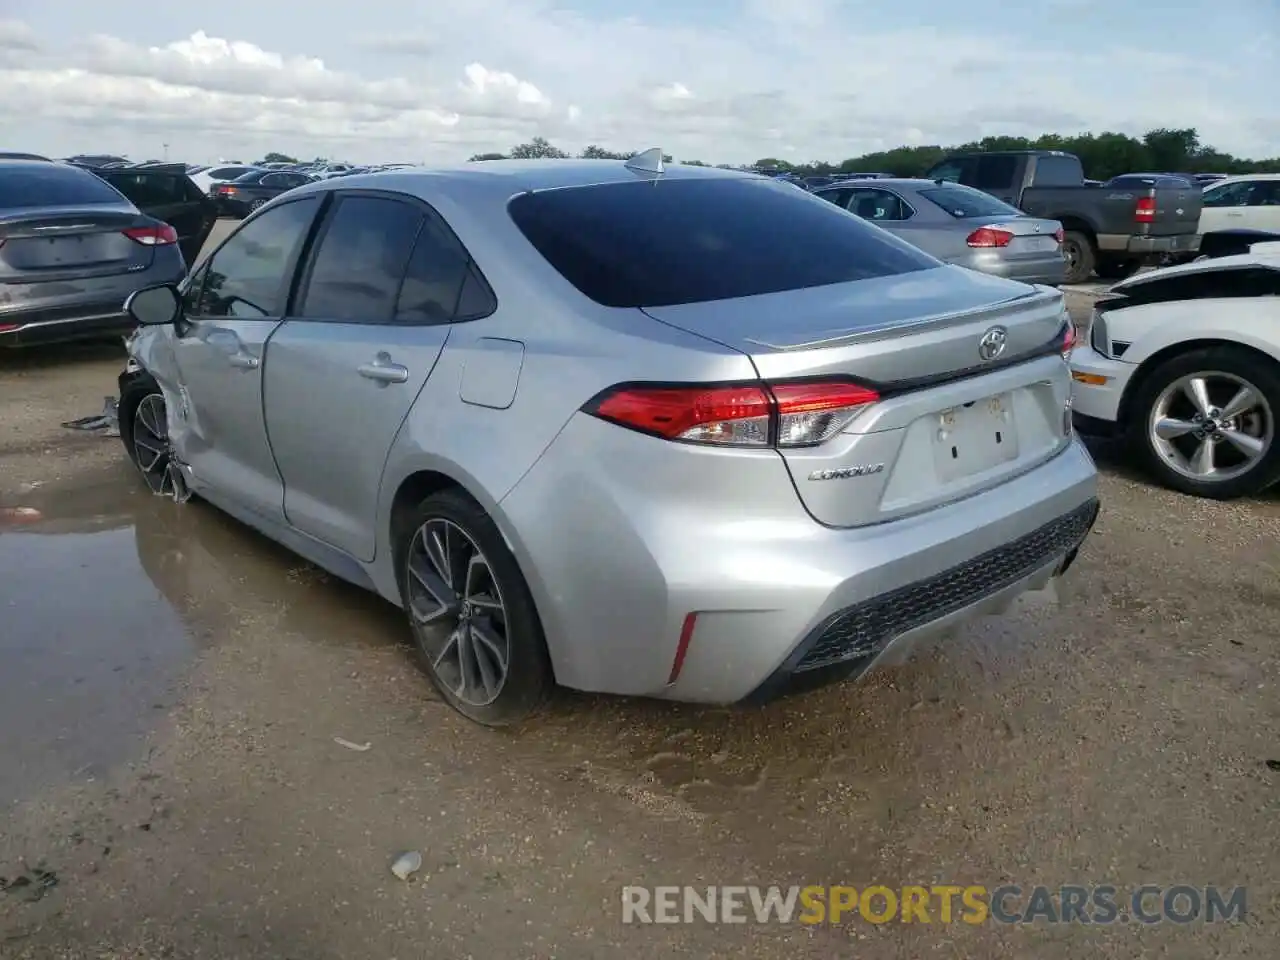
0, 3, 1276, 165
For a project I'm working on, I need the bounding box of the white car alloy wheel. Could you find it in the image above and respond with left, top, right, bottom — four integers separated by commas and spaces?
1131, 345, 1280, 499
1148, 371, 1272, 483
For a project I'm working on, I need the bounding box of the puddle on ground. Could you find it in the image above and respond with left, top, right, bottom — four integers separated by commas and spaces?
0, 462, 405, 807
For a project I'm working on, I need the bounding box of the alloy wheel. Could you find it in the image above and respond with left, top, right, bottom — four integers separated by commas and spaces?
132, 393, 175, 496
1149, 371, 1273, 483
404, 518, 510, 707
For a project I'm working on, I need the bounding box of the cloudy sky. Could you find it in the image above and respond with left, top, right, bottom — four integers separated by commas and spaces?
1, 1, 1276, 166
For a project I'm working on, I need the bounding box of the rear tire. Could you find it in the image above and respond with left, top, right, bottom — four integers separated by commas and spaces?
395, 489, 553, 726
1061, 231, 1096, 284
249, 198, 267, 212
1127, 345, 1280, 500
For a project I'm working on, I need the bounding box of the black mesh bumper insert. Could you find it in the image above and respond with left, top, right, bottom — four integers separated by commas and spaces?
795, 499, 1099, 672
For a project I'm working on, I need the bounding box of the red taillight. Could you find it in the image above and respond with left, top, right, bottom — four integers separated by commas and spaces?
216, 185, 237, 195
966, 227, 1014, 248
1062, 323, 1076, 357
586, 379, 880, 448
1134, 197, 1156, 223
1053, 227, 1065, 244
123, 224, 178, 246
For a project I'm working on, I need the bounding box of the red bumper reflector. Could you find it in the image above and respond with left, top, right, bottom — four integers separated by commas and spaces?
667, 613, 699, 685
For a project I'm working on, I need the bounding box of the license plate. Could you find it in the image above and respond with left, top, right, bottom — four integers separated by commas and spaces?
933, 394, 1019, 482
1020, 235, 1059, 253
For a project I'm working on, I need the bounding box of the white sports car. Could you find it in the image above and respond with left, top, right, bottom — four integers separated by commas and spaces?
1070, 243, 1280, 499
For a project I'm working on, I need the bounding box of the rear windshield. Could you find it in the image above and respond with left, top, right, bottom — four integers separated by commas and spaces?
507, 177, 937, 308
918, 184, 1022, 219
0, 163, 127, 208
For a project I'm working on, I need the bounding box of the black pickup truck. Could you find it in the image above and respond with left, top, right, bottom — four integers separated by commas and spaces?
79, 162, 218, 267
923, 150, 1203, 284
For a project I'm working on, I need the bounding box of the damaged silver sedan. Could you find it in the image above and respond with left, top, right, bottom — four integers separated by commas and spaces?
117, 160, 1097, 724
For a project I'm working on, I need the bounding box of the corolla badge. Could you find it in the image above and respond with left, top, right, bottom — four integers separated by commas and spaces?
808, 464, 885, 481
978, 326, 1008, 362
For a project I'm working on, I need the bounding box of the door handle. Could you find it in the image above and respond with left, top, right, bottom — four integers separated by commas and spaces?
358, 353, 409, 384
228, 353, 259, 370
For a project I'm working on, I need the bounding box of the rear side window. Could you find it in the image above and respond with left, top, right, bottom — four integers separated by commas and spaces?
0, 164, 126, 208
1030, 155, 1084, 186
298, 196, 423, 322
507, 178, 937, 309
918, 185, 1022, 219
394, 217, 495, 324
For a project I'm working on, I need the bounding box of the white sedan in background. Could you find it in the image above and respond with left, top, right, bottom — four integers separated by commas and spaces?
1070, 243, 1280, 499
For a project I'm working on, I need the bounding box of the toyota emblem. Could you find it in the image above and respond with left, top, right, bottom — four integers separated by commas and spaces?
978, 326, 1008, 362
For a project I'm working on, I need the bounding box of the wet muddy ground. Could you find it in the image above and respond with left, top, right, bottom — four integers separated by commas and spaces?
1, 283, 1277, 958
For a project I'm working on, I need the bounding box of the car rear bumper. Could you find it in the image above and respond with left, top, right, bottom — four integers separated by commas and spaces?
955, 252, 1067, 286
499, 412, 1100, 704
1098, 232, 1202, 256
0, 259, 185, 348
0, 305, 135, 347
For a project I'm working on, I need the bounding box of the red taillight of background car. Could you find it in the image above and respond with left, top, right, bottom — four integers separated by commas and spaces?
122, 224, 179, 246
1134, 197, 1156, 223
216, 185, 237, 196
966, 227, 1014, 248
1053, 227, 1065, 244
586, 379, 880, 448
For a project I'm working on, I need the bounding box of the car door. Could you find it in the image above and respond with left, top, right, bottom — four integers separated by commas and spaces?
843, 187, 930, 250
170, 195, 324, 523
1246, 180, 1280, 233
263, 191, 485, 561
1199, 179, 1257, 233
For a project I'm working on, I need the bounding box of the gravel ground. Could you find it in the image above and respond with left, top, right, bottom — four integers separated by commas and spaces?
0, 246, 1276, 958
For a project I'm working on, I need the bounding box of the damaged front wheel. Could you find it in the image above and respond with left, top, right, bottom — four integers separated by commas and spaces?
119, 375, 188, 501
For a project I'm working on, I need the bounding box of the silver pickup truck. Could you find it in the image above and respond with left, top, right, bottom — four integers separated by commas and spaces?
925, 150, 1203, 284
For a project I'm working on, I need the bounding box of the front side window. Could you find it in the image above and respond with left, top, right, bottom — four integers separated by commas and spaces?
195, 197, 321, 319
297, 196, 423, 322
1202, 181, 1257, 208
925, 158, 975, 184
508, 177, 937, 309
848, 189, 912, 222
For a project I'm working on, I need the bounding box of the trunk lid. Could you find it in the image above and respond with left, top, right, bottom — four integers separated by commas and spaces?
643, 266, 1074, 527
967, 216, 1064, 260
1144, 183, 1202, 237
0, 206, 154, 282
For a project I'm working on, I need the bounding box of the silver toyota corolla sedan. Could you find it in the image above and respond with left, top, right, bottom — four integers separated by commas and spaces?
117, 155, 1099, 725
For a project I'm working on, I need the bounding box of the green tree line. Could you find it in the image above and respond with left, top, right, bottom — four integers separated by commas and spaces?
469, 128, 1280, 180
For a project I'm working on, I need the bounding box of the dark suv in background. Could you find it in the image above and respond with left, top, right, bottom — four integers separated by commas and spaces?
80, 163, 218, 266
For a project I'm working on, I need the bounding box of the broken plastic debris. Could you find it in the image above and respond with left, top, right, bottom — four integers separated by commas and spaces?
0, 506, 42, 524
61, 397, 120, 437
390, 851, 423, 881
333, 737, 372, 752
165, 462, 192, 503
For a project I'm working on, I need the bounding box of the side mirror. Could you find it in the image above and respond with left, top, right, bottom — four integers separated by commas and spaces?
125, 284, 181, 326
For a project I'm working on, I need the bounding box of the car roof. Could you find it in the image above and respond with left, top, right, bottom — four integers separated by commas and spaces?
0, 158, 88, 172
817, 177, 966, 190
1209, 173, 1280, 183
288, 158, 757, 202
